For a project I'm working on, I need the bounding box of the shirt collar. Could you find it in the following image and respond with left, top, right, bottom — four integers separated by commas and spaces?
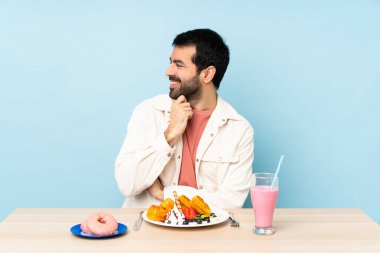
213, 94, 244, 121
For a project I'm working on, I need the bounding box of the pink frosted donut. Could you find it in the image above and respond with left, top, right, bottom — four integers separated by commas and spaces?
85, 213, 118, 236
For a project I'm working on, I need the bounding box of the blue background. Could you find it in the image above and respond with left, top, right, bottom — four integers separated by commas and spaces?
1, 1, 379, 223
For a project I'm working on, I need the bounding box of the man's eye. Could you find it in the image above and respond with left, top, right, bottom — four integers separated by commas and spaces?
176, 64, 184, 68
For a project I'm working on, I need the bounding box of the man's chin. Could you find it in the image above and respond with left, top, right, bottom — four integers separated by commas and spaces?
169, 89, 181, 100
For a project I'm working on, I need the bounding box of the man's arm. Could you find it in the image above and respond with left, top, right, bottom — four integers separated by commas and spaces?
115, 95, 192, 198
114, 101, 174, 198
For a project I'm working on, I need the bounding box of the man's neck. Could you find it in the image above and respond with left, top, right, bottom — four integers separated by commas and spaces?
190, 91, 217, 110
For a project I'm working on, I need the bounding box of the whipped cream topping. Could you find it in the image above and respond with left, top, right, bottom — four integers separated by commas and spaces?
164, 203, 185, 226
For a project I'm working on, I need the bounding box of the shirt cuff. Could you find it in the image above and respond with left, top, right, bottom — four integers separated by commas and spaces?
153, 132, 176, 158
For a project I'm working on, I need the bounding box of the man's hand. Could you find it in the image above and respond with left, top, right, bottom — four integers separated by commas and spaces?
148, 178, 164, 201
164, 95, 193, 147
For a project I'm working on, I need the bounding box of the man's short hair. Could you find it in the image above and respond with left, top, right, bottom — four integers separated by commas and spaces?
172, 29, 230, 89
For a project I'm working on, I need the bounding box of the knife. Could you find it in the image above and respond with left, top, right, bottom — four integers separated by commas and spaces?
133, 211, 144, 231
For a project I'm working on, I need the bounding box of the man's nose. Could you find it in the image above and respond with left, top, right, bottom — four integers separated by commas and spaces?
165, 64, 175, 77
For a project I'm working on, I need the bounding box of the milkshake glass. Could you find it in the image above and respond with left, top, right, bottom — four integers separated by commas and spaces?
250, 173, 279, 235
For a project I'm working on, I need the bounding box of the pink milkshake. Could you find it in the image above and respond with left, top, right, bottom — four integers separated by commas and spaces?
251, 173, 279, 235
251, 186, 278, 228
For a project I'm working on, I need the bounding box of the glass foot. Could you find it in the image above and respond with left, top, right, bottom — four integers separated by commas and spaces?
254, 227, 275, 235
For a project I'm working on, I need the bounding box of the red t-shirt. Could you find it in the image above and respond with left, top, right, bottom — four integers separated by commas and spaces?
178, 108, 214, 188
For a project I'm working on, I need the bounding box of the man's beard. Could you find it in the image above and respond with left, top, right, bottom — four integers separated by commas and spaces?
169, 74, 201, 102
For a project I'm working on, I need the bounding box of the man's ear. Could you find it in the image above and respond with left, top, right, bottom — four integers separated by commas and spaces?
202, 66, 216, 84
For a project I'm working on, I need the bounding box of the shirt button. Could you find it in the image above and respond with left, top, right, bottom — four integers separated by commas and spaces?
199, 185, 203, 189
222, 119, 226, 122
177, 155, 181, 159
196, 158, 199, 162
173, 182, 177, 185
167, 153, 172, 157
210, 133, 214, 137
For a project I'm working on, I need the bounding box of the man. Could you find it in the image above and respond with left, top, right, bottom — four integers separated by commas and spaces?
115, 29, 253, 208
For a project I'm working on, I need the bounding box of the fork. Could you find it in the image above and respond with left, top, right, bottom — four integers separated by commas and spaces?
229, 212, 240, 227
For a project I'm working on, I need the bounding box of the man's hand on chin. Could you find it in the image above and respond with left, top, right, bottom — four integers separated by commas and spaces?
164, 95, 193, 147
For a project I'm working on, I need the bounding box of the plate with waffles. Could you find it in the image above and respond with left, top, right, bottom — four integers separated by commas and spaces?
142, 186, 229, 228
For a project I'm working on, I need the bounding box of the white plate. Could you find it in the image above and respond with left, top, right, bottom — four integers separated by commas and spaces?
142, 206, 229, 228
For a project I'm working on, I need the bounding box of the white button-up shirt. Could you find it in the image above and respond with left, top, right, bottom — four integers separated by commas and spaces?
115, 94, 254, 208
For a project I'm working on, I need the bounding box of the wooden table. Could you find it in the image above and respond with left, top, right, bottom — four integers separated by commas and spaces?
1, 208, 380, 252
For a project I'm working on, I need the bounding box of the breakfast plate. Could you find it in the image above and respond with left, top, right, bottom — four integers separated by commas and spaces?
144, 185, 229, 227
70, 223, 128, 238
142, 206, 229, 228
